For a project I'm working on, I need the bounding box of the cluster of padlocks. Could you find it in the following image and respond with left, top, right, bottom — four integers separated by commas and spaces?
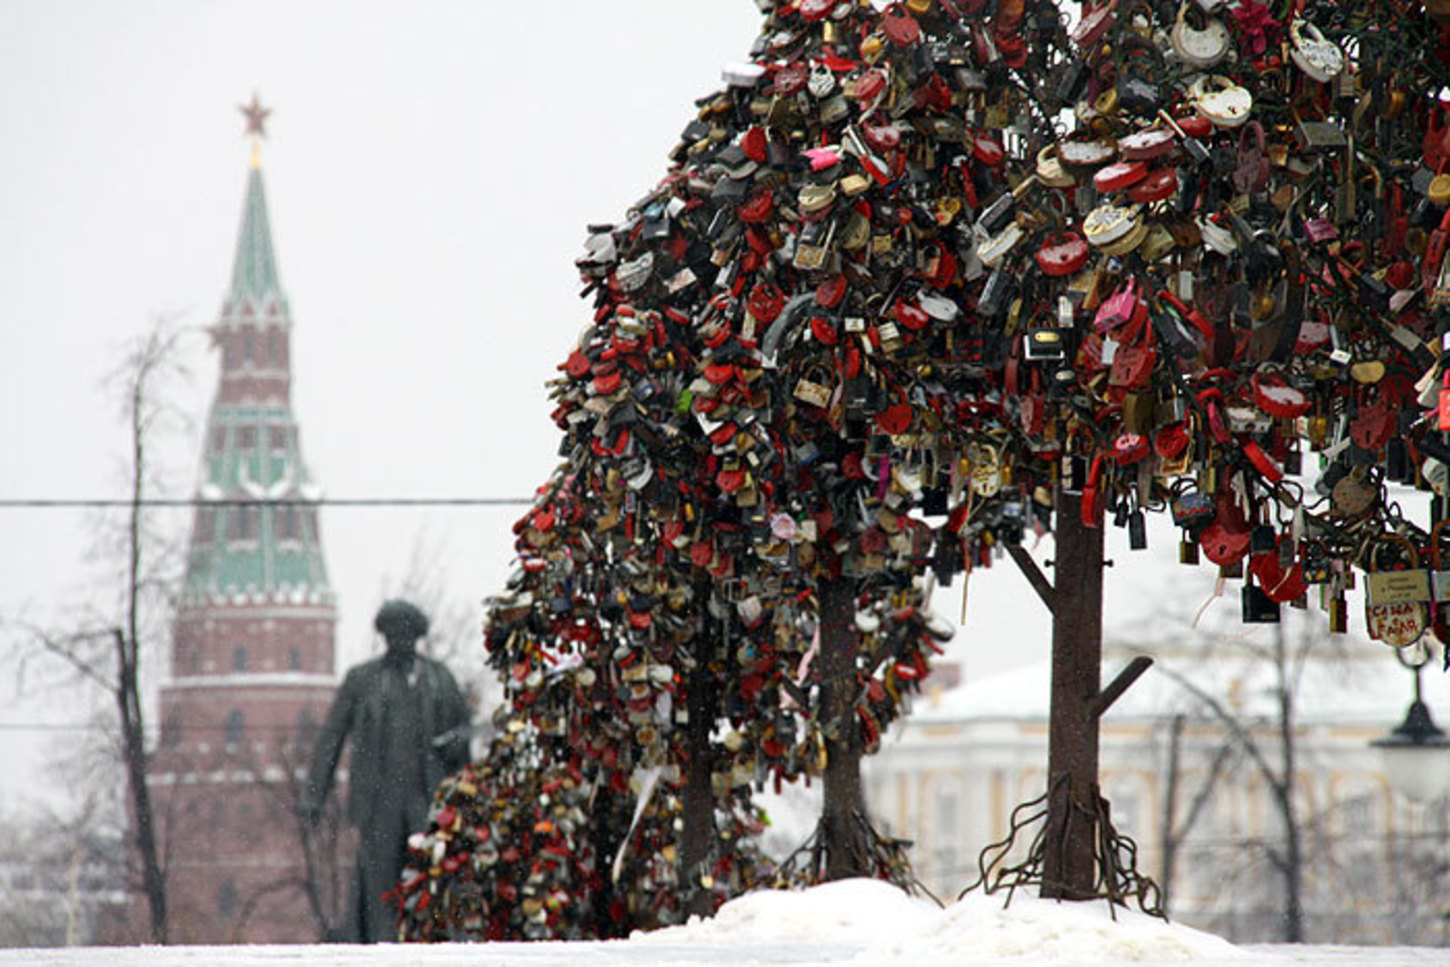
405, 0, 1450, 939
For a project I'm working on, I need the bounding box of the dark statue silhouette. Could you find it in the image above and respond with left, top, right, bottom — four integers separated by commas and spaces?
304, 600, 471, 942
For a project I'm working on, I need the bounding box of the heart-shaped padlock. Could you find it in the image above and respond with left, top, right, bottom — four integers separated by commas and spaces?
1289, 19, 1344, 84
1035, 232, 1089, 276
881, 3, 922, 46
1192, 75, 1252, 128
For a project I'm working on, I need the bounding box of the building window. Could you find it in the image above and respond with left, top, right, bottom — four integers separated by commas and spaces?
269, 426, 288, 451
162, 711, 180, 747
194, 507, 215, 544
278, 503, 298, 541
230, 505, 256, 541
287, 645, 301, 671
298, 708, 316, 745
223, 337, 240, 370
224, 709, 244, 748
237, 426, 256, 450
233, 646, 248, 673
243, 330, 255, 365
217, 879, 238, 922
268, 330, 283, 366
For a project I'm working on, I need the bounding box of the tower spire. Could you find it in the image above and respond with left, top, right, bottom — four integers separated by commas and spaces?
239, 90, 271, 170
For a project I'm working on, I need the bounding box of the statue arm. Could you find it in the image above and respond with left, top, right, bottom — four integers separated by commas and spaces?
432, 664, 473, 773
304, 670, 358, 823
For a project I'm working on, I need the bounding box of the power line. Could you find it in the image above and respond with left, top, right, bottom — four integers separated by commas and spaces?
0, 497, 532, 508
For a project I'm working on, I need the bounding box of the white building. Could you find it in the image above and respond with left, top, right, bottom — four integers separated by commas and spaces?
865, 544, 1450, 947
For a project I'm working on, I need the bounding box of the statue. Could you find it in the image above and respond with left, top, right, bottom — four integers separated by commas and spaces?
304, 599, 472, 942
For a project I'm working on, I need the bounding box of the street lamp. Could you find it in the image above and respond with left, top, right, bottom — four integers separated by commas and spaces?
1372, 645, 1450, 803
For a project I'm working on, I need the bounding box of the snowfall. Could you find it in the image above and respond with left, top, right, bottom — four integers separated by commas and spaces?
4, 880, 1447, 967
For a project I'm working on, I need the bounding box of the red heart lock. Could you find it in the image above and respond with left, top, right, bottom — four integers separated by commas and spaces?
716, 467, 747, 493
892, 300, 930, 331
1250, 541, 1307, 604
592, 370, 622, 395
1128, 167, 1177, 203
816, 274, 848, 308
972, 133, 1005, 167
708, 422, 737, 447
1174, 114, 1213, 139
704, 362, 735, 385
1034, 231, 1089, 276
1351, 397, 1396, 450
741, 126, 768, 163
1154, 421, 1191, 459
876, 402, 913, 435
1251, 371, 1311, 419
862, 122, 901, 154
842, 451, 866, 480
563, 350, 591, 378
689, 542, 714, 568
810, 316, 838, 346
738, 187, 774, 223
1111, 432, 1151, 464
881, 3, 922, 46
1093, 160, 1148, 193
1118, 127, 1176, 161
749, 283, 785, 323
852, 69, 888, 102
1199, 490, 1250, 566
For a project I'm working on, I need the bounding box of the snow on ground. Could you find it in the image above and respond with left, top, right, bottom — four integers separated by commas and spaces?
4, 880, 1448, 966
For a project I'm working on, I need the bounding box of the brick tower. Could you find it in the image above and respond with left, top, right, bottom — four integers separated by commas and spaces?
147, 95, 343, 944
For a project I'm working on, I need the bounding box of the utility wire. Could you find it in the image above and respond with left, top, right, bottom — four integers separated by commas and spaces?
0, 497, 532, 508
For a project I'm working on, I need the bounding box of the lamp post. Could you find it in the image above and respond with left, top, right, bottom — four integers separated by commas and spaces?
1372, 645, 1450, 803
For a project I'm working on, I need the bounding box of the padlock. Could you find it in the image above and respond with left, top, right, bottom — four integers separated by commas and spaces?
1242, 578, 1281, 623
1364, 533, 1430, 648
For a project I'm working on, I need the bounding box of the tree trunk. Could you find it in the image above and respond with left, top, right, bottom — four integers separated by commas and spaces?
123, 371, 167, 942
1159, 713, 1185, 911
116, 628, 166, 942
819, 575, 869, 880
1041, 488, 1104, 900
679, 669, 718, 917
1273, 622, 1305, 942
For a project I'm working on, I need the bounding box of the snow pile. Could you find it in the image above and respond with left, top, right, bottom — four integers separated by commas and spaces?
638, 879, 1254, 963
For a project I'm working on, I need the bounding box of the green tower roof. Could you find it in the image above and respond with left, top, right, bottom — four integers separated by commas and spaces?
228, 166, 283, 311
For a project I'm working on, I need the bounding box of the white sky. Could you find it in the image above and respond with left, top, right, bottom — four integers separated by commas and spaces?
1, 0, 1445, 818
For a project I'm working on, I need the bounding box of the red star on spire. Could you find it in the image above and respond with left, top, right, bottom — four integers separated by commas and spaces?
239, 91, 271, 139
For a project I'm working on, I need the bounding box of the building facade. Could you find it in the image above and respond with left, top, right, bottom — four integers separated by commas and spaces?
142, 122, 345, 943
864, 626, 1450, 947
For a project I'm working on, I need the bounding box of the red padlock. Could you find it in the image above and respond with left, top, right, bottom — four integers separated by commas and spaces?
1034, 231, 1089, 276
881, 3, 922, 46
1128, 167, 1178, 203
1093, 160, 1148, 192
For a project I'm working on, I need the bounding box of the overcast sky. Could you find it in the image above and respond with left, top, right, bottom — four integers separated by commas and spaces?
1, 1, 1442, 815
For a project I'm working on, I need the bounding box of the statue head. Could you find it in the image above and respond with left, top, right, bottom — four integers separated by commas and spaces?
374, 599, 429, 656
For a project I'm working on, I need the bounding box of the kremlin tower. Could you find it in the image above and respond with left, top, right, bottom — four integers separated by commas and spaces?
145, 95, 344, 943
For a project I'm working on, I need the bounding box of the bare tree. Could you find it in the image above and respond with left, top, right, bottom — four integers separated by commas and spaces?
13, 319, 191, 943
1153, 614, 1331, 942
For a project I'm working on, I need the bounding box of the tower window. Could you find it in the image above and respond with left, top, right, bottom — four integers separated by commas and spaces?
194, 508, 215, 544
268, 330, 283, 365
217, 879, 237, 922
237, 426, 256, 450
233, 646, 248, 673
269, 426, 288, 451
243, 330, 255, 364
298, 708, 316, 745
287, 645, 301, 671
230, 506, 256, 541
278, 503, 298, 540
224, 709, 244, 748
